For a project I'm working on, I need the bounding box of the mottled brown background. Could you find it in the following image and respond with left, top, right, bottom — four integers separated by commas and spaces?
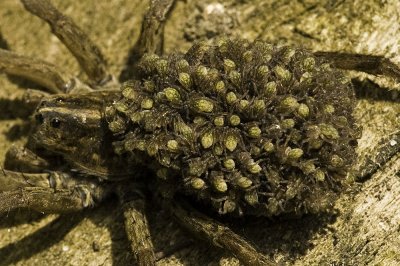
0, 0, 399, 265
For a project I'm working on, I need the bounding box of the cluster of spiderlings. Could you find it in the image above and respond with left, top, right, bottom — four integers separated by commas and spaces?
107, 38, 360, 216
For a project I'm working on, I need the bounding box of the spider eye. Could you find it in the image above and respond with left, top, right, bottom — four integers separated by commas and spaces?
35, 114, 44, 124
50, 118, 61, 128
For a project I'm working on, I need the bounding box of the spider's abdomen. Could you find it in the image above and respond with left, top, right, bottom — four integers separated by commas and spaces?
106, 38, 360, 216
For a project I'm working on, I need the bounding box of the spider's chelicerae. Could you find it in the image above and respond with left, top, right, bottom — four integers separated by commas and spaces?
1, 0, 400, 265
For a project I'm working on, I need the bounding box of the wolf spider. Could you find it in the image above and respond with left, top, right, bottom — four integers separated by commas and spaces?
1, 0, 400, 265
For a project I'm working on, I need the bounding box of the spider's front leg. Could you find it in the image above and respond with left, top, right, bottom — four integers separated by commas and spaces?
0, 49, 69, 94
0, 42, 94, 95
1, 0, 113, 94
4, 145, 50, 173
21, 0, 109, 86
0, 169, 109, 214
1, 132, 110, 215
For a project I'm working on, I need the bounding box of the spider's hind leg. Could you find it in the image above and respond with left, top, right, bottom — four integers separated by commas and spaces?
166, 199, 276, 266
314, 51, 400, 81
117, 183, 157, 266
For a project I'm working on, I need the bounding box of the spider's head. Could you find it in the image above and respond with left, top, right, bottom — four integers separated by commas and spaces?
32, 93, 104, 152
31, 91, 124, 177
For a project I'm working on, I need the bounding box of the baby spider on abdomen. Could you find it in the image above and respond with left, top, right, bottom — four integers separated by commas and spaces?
1, 0, 400, 265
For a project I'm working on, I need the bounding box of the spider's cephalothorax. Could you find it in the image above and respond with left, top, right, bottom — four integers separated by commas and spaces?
106, 38, 360, 216
1, 1, 400, 266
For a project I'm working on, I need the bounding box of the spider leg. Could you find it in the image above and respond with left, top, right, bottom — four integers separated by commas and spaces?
167, 199, 275, 266
120, 0, 176, 80
2, 146, 96, 192
117, 184, 156, 266
4, 145, 50, 173
0, 48, 97, 94
135, 0, 177, 57
0, 187, 92, 214
314, 51, 400, 81
22, 89, 51, 107
0, 169, 51, 191
21, 0, 109, 86
0, 170, 109, 214
0, 49, 69, 93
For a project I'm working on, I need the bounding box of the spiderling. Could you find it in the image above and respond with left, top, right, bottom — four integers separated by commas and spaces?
107, 38, 360, 217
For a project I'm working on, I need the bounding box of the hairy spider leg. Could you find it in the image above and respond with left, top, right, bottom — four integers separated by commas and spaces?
314, 51, 400, 81
0, 49, 68, 93
0, 48, 97, 94
166, 199, 276, 266
0, 170, 109, 214
135, 0, 177, 57
117, 183, 157, 266
2, 144, 159, 265
120, 0, 177, 81
4, 145, 51, 173
21, 0, 109, 86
